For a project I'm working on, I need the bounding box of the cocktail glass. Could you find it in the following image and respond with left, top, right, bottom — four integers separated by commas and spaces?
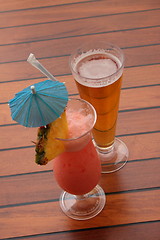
69, 41, 129, 173
53, 98, 106, 220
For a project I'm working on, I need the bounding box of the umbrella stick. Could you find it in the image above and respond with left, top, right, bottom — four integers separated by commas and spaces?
27, 53, 57, 81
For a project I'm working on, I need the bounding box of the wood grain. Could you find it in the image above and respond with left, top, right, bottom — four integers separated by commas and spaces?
1, 10, 160, 45
0, 0, 159, 239
12, 221, 160, 240
1, 0, 159, 28
0, 189, 159, 239
1, 26, 159, 66
0, 0, 91, 12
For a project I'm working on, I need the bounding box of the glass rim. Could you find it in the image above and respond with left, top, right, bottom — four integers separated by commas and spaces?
56, 97, 97, 142
69, 41, 125, 81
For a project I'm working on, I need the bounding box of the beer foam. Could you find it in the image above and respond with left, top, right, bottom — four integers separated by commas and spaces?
79, 58, 117, 79
72, 49, 123, 87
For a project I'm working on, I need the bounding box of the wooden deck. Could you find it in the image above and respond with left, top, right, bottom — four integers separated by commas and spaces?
0, 0, 160, 239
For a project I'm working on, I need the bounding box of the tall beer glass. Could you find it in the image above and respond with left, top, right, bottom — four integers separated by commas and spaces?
69, 41, 129, 173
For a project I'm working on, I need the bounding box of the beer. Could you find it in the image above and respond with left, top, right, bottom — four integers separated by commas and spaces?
70, 50, 123, 149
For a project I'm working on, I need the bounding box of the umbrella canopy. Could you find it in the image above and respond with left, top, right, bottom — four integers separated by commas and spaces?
9, 80, 68, 127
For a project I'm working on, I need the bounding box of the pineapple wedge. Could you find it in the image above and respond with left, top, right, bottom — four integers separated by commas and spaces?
35, 111, 68, 165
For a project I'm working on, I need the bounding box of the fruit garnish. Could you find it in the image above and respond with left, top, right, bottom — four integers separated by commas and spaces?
35, 111, 68, 165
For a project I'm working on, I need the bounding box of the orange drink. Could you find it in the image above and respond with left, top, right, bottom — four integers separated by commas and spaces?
69, 42, 129, 173
74, 53, 122, 148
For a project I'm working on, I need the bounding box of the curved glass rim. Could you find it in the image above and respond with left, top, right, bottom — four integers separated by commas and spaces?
69, 41, 125, 82
56, 97, 97, 142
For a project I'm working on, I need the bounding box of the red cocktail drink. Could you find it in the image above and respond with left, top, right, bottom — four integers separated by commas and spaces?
53, 98, 106, 220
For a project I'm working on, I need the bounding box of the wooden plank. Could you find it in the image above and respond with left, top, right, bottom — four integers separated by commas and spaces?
0, 189, 159, 239
0, 10, 159, 45
0, 0, 91, 12
1, 64, 160, 103
124, 45, 160, 67
15, 221, 160, 240
123, 65, 160, 88
0, 159, 160, 206
1, 107, 160, 149
1, 1, 159, 28
0, 26, 159, 64
0, 1, 159, 240
117, 108, 160, 135
1, 0, 159, 13
119, 85, 160, 110
0, 133, 159, 176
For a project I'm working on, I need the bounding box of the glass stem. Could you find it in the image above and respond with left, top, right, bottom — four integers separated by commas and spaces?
76, 194, 86, 200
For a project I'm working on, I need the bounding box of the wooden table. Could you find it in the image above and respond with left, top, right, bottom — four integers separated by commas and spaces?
0, 0, 160, 239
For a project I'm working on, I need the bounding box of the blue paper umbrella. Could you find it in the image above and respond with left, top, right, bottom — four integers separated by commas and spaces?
9, 80, 68, 127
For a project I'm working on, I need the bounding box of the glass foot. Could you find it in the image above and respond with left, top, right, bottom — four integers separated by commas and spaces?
97, 138, 129, 174
60, 185, 106, 220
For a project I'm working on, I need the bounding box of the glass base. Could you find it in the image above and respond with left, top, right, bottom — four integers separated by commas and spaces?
60, 185, 106, 220
97, 138, 129, 174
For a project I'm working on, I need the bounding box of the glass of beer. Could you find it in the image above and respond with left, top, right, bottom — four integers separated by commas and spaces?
69, 41, 129, 173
